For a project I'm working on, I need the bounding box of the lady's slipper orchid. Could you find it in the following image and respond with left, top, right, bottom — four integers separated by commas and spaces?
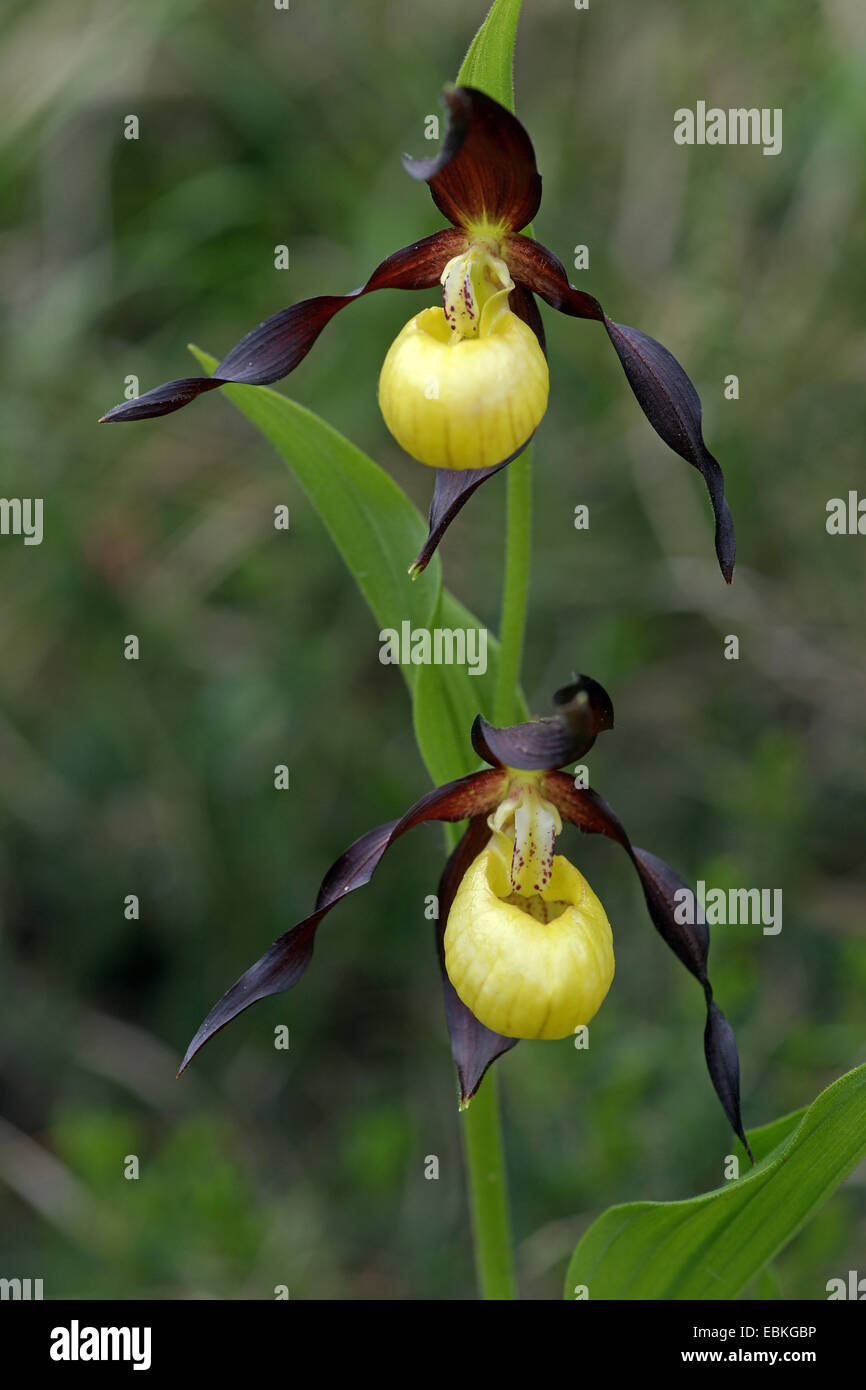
178, 675, 751, 1157
100, 87, 735, 583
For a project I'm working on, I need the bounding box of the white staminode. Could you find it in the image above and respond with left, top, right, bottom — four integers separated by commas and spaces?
440, 246, 514, 341
487, 780, 563, 894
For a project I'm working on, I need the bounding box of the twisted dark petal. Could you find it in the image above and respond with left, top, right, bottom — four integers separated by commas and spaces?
541, 772, 752, 1158
99, 229, 467, 423
471, 674, 614, 771
435, 817, 517, 1105
99, 377, 224, 421
402, 86, 542, 233
603, 319, 735, 583
504, 234, 604, 321
705, 999, 747, 1162
178, 767, 506, 1073
505, 232, 736, 584
628, 845, 708, 979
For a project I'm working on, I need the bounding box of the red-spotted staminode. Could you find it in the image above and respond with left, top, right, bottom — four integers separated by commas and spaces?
100, 87, 735, 583
179, 675, 751, 1157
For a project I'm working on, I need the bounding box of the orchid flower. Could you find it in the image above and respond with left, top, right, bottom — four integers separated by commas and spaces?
100, 87, 735, 582
179, 675, 751, 1158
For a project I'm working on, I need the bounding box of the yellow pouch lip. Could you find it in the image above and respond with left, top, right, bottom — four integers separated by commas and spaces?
377, 307, 549, 471
444, 841, 615, 1041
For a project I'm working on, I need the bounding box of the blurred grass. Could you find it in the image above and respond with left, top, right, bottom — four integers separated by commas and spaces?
0, 0, 864, 1299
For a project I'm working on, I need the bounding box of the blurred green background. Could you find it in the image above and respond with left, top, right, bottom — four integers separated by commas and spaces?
1, 0, 865, 1300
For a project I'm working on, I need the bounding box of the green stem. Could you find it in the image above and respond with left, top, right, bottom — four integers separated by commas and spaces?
461, 1069, 516, 1299
493, 445, 532, 726
460, 443, 532, 1300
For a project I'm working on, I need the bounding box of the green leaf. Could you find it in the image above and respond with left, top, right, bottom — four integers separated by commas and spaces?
414, 589, 530, 785
412, 594, 494, 784
564, 1063, 866, 1300
188, 347, 527, 791
188, 346, 440, 695
414, 660, 479, 786
734, 1104, 807, 1166
750, 1263, 783, 1301
457, 1, 524, 111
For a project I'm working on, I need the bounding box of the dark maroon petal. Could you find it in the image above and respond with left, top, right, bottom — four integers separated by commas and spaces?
506, 233, 735, 583
504, 234, 603, 321
627, 845, 707, 980
178, 767, 506, 1073
402, 87, 541, 233
99, 229, 467, 423
542, 772, 752, 1158
603, 319, 735, 583
99, 377, 224, 421
409, 460, 510, 578
435, 817, 518, 1105
471, 674, 614, 771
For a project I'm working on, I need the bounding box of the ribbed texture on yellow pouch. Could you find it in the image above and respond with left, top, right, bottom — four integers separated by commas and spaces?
378, 305, 548, 470
444, 840, 614, 1039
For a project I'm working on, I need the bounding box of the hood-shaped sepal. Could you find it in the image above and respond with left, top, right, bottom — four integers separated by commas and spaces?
472, 674, 614, 770
402, 86, 542, 235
